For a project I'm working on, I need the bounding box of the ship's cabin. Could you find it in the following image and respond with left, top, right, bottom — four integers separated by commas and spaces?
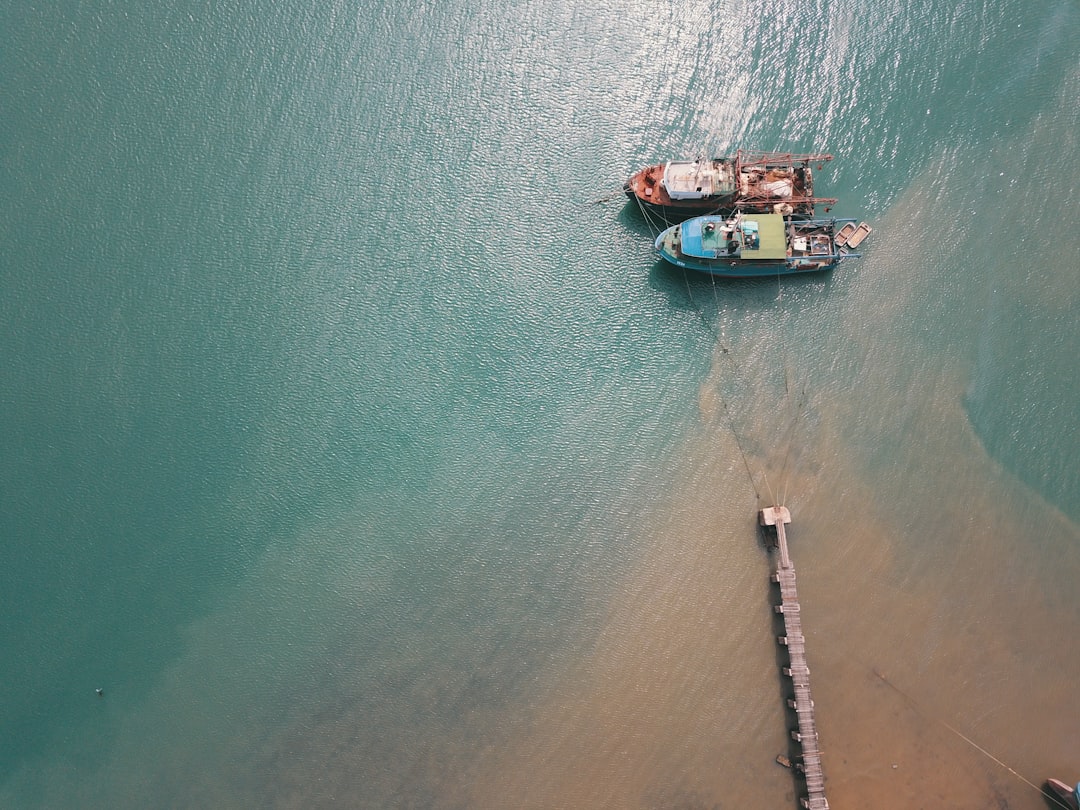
661, 159, 736, 201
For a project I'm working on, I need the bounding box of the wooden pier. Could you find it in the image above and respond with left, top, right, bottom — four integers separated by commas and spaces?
760, 506, 829, 810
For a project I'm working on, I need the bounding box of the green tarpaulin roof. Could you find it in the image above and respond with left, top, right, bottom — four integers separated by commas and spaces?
741, 214, 787, 260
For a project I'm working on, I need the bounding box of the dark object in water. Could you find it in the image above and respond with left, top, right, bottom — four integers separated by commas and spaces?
1046, 778, 1080, 810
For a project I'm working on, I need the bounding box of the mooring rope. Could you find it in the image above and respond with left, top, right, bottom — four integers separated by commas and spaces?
777, 378, 808, 507
626, 183, 771, 503
873, 669, 1066, 807
719, 393, 763, 501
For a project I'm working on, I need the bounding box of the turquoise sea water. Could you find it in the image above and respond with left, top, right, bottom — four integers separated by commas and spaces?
1, 0, 1078, 807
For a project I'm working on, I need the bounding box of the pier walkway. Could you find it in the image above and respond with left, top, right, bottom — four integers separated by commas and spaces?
760, 506, 829, 810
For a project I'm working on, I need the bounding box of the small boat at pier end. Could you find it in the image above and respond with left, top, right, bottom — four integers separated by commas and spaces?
653, 212, 871, 278
625, 150, 836, 220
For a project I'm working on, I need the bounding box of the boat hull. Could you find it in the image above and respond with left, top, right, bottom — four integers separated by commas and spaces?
623, 179, 733, 218
653, 214, 860, 279
653, 257, 837, 278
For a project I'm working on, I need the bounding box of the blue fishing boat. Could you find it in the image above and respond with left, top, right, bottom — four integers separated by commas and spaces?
653, 212, 870, 278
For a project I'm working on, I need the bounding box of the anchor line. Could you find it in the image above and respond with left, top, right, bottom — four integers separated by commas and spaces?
760, 469, 777, 508
710, 332, 766, 501
777, 380, 808, 507
592, 188, 626, 204
630, 185, 724, 324
631, 193, 718, 336
630, 186, 781, 505
719, 394, 762, 501
872, 669, 1062, 806
631, 190, 675, 236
